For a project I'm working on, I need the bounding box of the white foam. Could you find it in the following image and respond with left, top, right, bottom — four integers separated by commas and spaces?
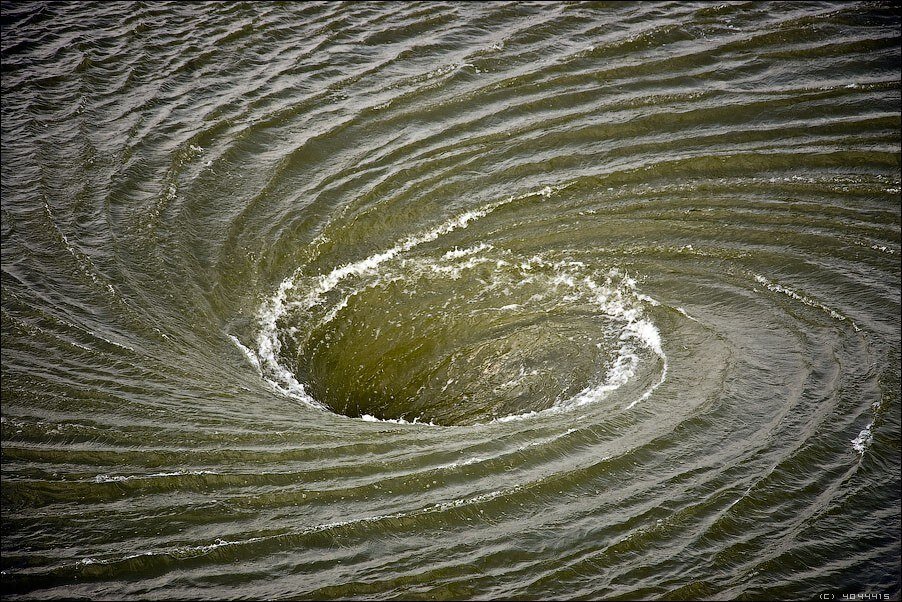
428, 254, 495, 278
439, 456, 486, 470
753, 273, 860, 332
626, 319, 663, 356
228, 335, 261, 372
442, 242, 492, 260
630, 358, 668, 409
360, 414, 437, 426
254, 277, 327, 409
92, 470, 215, 483
851, 422, 873, 455
676, 307, 699, 322
488, 267, 668, 418
432, 488, 510, 511
637, 292, 661, 307
493, 410, 541, 423
515, 427, 578, 450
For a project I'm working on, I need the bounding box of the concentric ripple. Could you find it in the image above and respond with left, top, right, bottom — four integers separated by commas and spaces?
1, 2, 899, 601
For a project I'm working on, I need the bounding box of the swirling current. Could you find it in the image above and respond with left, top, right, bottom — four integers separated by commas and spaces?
1, 2, 900, 600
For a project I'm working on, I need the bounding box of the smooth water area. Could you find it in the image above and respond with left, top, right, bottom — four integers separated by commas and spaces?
1, 2, 900, 599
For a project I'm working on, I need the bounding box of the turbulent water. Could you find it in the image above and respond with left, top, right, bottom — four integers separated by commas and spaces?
2, 2, 900, 600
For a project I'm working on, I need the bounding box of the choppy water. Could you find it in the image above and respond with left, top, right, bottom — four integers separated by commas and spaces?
2, 2, 900, 600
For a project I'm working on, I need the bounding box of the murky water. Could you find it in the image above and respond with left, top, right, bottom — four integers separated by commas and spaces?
2, 2, 899, 599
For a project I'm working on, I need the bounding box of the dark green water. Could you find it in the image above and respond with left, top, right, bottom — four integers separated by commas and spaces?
1, 2, 900, 599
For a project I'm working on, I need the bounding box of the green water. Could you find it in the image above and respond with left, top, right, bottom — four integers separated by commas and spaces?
1, 1, 900, 599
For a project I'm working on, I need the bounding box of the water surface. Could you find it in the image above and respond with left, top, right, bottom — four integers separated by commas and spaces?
1, 1, 900, 599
